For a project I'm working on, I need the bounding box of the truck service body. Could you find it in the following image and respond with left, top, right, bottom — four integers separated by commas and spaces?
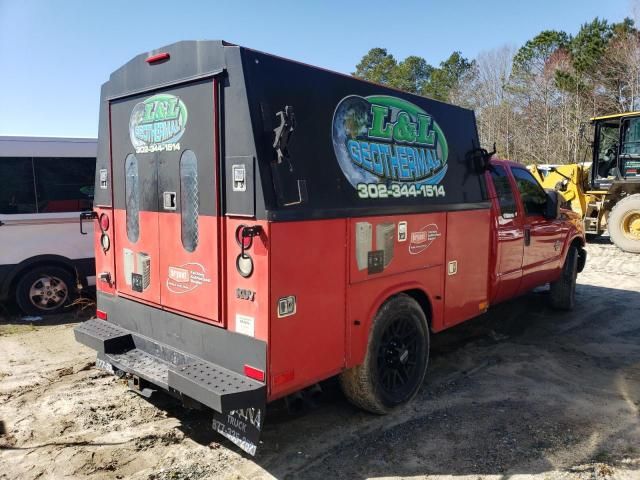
75, 41, 586, 455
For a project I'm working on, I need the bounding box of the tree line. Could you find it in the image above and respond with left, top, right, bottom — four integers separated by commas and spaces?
353, 17, 640, 165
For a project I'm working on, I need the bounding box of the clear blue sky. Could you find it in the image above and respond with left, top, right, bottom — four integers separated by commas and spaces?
0, 0, 631, 138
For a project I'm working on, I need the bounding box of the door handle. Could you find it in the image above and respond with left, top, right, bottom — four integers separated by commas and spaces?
524, 227, 531, 246
0, 220, 4, 226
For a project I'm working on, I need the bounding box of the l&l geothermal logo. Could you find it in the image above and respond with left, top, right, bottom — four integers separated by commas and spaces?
332, 95, 448, 199
129, 94, 188, 154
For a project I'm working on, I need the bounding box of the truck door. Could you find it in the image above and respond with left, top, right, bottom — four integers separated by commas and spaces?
110, 79, 222, 324
509, 166, 565, 291
487, 165, 524, 303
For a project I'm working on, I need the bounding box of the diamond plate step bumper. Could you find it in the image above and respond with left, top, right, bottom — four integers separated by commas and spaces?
169, 361, 263, 412
74, 318, 134, 354
74, 319, 265, 413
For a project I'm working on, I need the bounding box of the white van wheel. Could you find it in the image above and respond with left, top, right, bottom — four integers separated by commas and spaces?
15, 266, 76, 315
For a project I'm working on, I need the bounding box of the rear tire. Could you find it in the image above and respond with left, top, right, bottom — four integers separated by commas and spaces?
15, 266, 77, 316
339, 294, 429, 414
608, 194, 640, 253
550, 246, 578, 311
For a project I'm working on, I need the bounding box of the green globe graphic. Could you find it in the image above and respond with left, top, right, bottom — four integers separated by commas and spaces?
331, 95, 378, 187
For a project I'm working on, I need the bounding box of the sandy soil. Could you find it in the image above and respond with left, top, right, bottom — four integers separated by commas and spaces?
1, 242, 639, 480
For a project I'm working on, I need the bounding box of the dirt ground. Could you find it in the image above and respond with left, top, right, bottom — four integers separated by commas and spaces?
1, 241, 639, 480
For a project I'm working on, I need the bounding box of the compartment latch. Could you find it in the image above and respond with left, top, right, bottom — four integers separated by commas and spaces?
163, 192, 177, 210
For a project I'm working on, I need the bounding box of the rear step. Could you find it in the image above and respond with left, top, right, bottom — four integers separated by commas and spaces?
109, 348, 171, 389
74, 319, 265, 412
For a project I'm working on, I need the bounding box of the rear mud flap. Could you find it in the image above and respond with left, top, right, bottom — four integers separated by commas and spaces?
212, 406, 264, 456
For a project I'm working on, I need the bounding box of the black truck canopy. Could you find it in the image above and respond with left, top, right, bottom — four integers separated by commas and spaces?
95, 40, 489, 220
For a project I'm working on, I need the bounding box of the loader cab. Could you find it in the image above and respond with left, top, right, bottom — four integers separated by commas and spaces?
591, 112, 640, 189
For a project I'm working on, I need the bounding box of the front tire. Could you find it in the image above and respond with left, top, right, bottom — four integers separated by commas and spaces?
550, 246, 578, 311
15, 266, 77, 315
340, 294, 429, 414
608, 194, 640, 253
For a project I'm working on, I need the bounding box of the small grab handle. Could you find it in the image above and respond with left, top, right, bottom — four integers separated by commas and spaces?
80, 211, 98, 235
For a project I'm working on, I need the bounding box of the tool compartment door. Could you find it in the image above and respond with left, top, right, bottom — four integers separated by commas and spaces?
443, 209, 491, 327
111, 95, 161, 305
110, 79, 221, 324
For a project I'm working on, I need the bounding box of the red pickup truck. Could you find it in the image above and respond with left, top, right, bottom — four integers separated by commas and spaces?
75, 40, 586, 455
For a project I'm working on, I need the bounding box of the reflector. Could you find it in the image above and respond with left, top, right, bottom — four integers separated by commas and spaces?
244, 365, 265, 382
99, 213, 109, 231
236, 254, 254, 278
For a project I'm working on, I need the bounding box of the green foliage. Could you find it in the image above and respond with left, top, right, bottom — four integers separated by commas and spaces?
552, 18, 635, 95
353, 48, 397, 86
612, 17, 635, 37
353, 49, 473, 101
512, 30, 569, 75
391, 56, 433, 94
423, 52, 475, 101
570, 17, 612, 73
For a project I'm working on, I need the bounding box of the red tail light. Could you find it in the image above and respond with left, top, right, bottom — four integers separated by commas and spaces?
99, 213, 109, 231
244, 365, 265, 382
96, 309, 107, 320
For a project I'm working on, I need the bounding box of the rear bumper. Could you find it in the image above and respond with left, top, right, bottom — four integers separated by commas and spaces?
75, 319, 265, 413
77, 293, 268, 455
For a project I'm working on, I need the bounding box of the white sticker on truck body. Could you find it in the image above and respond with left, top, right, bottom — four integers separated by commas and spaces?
236, 314, 255, 337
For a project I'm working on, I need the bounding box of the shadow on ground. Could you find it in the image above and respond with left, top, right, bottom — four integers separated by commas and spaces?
0, 293, 95, 327
116, 281, 640, 479
3, 272, 636, 479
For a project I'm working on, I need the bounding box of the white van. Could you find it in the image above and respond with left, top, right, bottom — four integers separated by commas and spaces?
0, 136, 97, 315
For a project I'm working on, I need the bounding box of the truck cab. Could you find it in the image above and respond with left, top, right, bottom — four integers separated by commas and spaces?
592, 112, 640, 189
487, 159, 585, 305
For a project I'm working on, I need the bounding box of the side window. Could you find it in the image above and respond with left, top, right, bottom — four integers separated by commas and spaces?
0, 157, 37, 214
125, 154, 140, 242
180, 150, 199, 252
621, 118, 640, 177
621, 117, 640, 155
33, 157, 95, 213
490, 165, 517, 218
511, 168, 548, 217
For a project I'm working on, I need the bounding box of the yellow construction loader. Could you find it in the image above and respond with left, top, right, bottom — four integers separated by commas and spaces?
528, 112, 640, 253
